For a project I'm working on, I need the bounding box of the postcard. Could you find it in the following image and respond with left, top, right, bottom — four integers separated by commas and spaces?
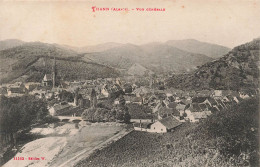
0, 0, 259, 167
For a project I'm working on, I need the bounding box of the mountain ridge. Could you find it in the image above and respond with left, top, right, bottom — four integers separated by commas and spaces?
166, 39, 231, 58
0, 39, 25, 51
82, 43, 213, 74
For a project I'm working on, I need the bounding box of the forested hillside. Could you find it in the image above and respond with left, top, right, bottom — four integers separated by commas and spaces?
0, 42, 119, 83
166, 38, 259, 90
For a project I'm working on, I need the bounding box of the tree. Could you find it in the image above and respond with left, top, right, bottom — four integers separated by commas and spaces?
123, 112, 131, 123
81, 108, 96, 121
113, 104, 131, 123
0, 95, 49, 147
59, 90, 74, 102
90, 88, 97, 108
126, 103, 153, 119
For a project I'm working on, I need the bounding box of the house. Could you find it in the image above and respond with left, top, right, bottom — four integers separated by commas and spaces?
176, 103, 186, 116
7, 82, 27, 97
101, 84, 110, 97
49, 103, 72, 116
133, 116, 182, 133
185, 103, 202, 113
101, 84, 123, 97
147, 94, 157, 104
216, 99, 227, 109
154, 91, 167, 100
132, 97, 143, 105
123, 95, 134, 104
153, 102, 173, 119
111, 84, 123, 93
187, 112, 208, 122
150, 116, 182, 133
192, 97, 208, 103
203, 97, 218, 108
49, 103, 70, 116
133, 122, 153, 132
184, 103, 212, 122
7, 87, 26, 97
233, 96, 243, 104
97, 94, 107, 100
114, 98, 120, 104
142, 96, 150, 105
164, 95, 175, 105
29, 88, 46, 98
131, 119, 153, 123
226, 95, 237, 103
214, 90, 236, 97
133, 87, 150, 97
239, 91, 250, 99
199, 90, 214, 97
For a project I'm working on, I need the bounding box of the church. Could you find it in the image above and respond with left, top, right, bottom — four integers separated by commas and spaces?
42, 57, 57, 88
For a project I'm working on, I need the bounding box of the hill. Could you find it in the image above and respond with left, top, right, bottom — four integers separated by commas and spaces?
70, 39, 230, 59
0, 42, 119, 83
75, 97, 259, 167
166, 39, 231, 58
166, 38, 260, 90
0, 39, 25, 51
83, 43, 213, 74
78, 42, 123, 53
127, 63, 153, 76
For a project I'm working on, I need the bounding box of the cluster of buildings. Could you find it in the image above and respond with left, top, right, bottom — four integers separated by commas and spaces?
132, 88, 257, 133
0, 59, 257, 133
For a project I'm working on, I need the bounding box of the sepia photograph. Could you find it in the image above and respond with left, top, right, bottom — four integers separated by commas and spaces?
0, 0, 259, 166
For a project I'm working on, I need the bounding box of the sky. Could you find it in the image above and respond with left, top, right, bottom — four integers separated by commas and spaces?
0, 0, 259, 48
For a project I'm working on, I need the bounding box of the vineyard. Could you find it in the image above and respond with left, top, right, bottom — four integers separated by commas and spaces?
75, 97, 259, 167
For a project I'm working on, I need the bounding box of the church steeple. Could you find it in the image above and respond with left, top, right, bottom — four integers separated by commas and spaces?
52, 57, 57, 88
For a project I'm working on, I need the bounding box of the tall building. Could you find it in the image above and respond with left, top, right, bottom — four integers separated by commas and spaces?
52, 57, 57, 88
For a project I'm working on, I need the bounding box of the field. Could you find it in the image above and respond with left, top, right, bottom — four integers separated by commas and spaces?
3, 122, 127, 167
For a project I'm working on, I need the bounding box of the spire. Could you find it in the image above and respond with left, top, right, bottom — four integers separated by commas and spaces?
52, 57, 56, 88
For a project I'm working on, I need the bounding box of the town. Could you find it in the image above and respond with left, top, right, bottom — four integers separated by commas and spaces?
0, 57, 256, 132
